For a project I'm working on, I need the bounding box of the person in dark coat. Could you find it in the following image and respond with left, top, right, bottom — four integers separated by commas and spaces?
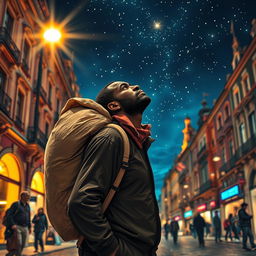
213, 211, 222, 243
193, 213, 206, 248
163, 220, 170, 240
238, 203, 256, 251
170, 219, 179, 244
68, 82, 161, 256
32, 208, 48, 252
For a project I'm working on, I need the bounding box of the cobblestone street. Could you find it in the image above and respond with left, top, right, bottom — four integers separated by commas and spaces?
157, 236, 255, 256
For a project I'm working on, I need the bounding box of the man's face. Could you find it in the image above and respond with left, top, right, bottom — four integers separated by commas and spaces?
21, 193, 30, 203
108, 81, 151, 115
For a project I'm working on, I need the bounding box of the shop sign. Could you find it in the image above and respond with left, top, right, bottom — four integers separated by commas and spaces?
174, 216, 181, 221
197, 204, 206, 212
220, 185, 240, 201
210, 201, 216, 208
184, 210, 193, 218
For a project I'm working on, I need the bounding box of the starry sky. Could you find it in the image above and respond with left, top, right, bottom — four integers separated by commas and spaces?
53, 0, 256, 199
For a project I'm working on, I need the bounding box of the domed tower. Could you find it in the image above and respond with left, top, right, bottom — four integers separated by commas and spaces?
197, 99, 211, 129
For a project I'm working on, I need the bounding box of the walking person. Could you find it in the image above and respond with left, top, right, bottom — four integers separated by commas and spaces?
193, 213, 206, 248
163, 220, 170, 240
223, 218, 232, 241
68, 81, 161, 256
32, 208, 48, 253
189, 223, 196, 238
205, 222, 211, 237
170, 219, 179, 244
213, 211, 222, 243
5, 191, 31, 256
238, 202, 256, 251
229, 213, 239, 241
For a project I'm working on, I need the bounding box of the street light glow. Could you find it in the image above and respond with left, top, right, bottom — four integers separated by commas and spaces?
43, 28, 62, 43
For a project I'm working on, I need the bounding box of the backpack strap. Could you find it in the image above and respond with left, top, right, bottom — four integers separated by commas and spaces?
102, 124, 130, 213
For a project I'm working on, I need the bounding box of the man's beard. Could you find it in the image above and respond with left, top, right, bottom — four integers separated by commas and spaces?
118, 95, 151, 115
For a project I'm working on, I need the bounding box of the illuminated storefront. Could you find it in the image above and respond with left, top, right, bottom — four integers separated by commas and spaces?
0, 154, 21, 243
220, 184, 244, 219
196, 204, 211, 223
249, 170, 256, 235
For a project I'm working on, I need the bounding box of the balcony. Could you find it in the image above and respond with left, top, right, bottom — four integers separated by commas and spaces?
0, 88, 12, 116
15, 116, 24, 131
199, 180, 212, 194
219, 154, 238, 174
21, 58, 29, 76
39, 87, 47, 103
197, 145, 207, 161
0, 26, 20, 64
27, 127, 48, 148
236, 135, 256, 159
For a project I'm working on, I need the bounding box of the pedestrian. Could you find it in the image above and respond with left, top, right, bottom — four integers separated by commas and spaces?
213, 211, 222, 243
163, 220, 170, 240
238, 202, 256, 251
4, 191, 31, 256
223, 218, 232, 241
229, 213, 239, 241
189, 223, 197, 238
170, 219, 179, 244
205, 222, 211, 237
32, 207, 48, 253
193, 213, 206, 248
68, 81, 161, 256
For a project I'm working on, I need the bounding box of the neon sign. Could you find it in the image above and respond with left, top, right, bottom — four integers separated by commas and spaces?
197, 204, 206, 212
220, 185, 240, 201
184, 210, 193, 218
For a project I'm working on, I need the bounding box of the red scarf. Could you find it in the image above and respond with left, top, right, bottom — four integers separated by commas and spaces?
113, 114, 151, 149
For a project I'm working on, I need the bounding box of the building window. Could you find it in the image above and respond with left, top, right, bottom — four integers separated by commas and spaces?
3, 10, 14, 35
242, 74, 251, 95
48, 84, 52, 106
224, 104, 230, 120
200, 163, 208, 184
199, 136, 206, 151
221, 147, 226, 164
16, 91, 25, 128
45, 123, 49, 137
233, 86, 241, 108
253, 61, 256, 82
229, 140, 234, 157
239, 123, 246, 144
0, 69, 6, 90
217, 114, 222, 130
23, 40, 30, 67
248, 111, 256, 136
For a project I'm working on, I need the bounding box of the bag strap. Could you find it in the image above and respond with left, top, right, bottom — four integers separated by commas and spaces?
102, 124, 130, 213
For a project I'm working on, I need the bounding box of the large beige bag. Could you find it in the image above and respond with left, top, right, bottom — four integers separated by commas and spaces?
44, 98, 130, 241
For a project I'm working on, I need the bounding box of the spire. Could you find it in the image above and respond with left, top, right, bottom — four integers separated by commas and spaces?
181, 117, 194, 152
230, 21, 240, 70
251, 19, 256, 38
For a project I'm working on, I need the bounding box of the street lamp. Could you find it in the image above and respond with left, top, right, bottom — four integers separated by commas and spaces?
33, 26, 62, 141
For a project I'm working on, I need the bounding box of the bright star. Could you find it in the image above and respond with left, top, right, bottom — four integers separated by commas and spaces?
154, 22, 161, 29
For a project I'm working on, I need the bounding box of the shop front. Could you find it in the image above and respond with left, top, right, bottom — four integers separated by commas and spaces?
183, 209, 193, 235
220, 184, 244, 219
196, 203, 212, 223
249, 170, 256, 235
0, 153, 21, 244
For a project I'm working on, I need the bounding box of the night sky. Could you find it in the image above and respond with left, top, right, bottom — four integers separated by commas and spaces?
53, 0, 256, 199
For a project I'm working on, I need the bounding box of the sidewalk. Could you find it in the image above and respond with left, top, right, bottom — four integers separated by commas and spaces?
0, 242, 76, 256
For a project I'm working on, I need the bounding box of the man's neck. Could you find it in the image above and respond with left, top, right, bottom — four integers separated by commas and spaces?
126, 113, 142, 128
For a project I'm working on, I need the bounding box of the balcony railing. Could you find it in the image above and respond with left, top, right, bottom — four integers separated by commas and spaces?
219, 154, 238, 174
27, 127, 48, 148
0, 26, 20, 63
236, 135, 256, 159
199, 180, 212, 194
0, 88, 12, 116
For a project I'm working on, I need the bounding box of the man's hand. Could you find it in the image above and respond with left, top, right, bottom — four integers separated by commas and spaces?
110, 247, 119, 256
11, 225, 17, 230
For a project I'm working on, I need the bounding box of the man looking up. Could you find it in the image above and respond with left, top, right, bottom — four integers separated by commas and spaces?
68, 81, 161, 256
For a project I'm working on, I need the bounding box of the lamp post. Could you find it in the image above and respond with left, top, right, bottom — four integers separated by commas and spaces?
33, 27, 62, 141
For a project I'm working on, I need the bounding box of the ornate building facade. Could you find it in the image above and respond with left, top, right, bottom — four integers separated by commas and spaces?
0, 0, 80, 243
161, 19, 256, 235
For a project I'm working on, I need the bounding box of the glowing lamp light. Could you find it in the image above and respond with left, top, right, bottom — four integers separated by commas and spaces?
197, 204, 206, 212
0, 201, 7, 205
184, 184, 189, 189
210, 201, 216, 208
213, 156, 221, 162
43, 28, 62, 43
174, 216, 181, 221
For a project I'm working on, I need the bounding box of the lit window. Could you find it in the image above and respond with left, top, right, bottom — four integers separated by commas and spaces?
239, 123, 246, 144
249, 111, 256, 136
3, 10, 14, 35
242, 73, 251, 95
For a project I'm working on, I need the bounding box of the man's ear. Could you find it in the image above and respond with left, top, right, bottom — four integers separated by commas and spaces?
107, 101, 121, 112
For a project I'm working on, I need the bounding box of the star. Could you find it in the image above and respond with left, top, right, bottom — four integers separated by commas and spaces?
154, 22, 161, 29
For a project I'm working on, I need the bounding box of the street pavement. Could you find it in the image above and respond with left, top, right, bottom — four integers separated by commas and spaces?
157, 236, 256, 256
1, 236, 255, 256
